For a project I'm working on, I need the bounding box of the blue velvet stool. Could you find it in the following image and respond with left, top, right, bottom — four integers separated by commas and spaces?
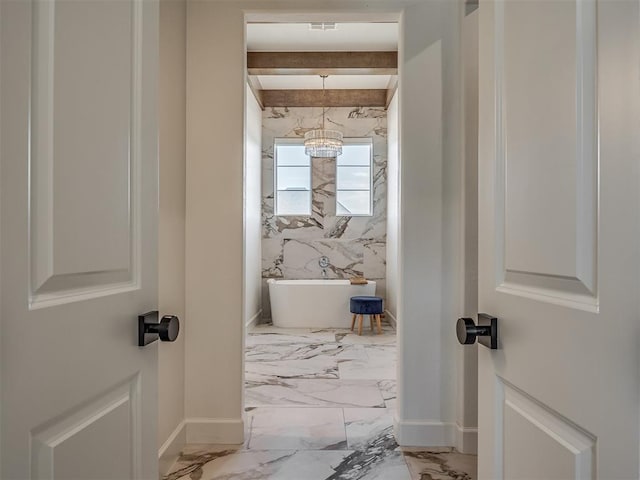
350, 296, 384, 335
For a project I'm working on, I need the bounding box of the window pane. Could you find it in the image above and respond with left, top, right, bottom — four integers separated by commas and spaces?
276, 145, 309, 166
336, 191, 371, 216
277, 190, 312, 216
277, 166, 310, 190
337, 144, 371, 166
337, 166, 370, 190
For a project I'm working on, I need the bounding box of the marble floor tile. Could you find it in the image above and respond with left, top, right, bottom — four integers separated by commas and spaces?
248, 325, 338, 343
378, 379, 396, 402
310, 325, 395, 335
248, 407, 347, 450
332, 344, 370, 361
357, 451, 412, 480
324, 427, 411, 479
365, 344, 396, 362
338, 355, 396, 380
165, 448, 353, 480
402, 448, 477, 480
271, 450, 356, 479
248, 325, 309, 333
163, 445, 242, 480
246, 342, 368, 362
164, 325, 476, 480
385, 398, 398, 411
164, 327, 480, 480
246, 356, 340, 379
344, 408, 394, 450
309, 327, 352, 334
335, 330, 396, 346
246, 378, 386, 408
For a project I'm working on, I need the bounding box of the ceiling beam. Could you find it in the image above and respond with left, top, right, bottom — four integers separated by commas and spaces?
247, 51, 397, 75
261, 89, 387, 108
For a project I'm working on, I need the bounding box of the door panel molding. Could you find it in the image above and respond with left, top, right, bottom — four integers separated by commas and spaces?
497, 378, 596, 480
479, 0, 640, 476
30, 374, 142, 479
29, 0, 143, 309
493, 0, 598, 312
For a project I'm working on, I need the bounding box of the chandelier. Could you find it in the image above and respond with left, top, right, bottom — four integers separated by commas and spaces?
304, 75, 343, 158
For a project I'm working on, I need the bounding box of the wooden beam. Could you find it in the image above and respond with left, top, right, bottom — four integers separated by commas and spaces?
247, 51, 397, 75
261, 89, 387, 108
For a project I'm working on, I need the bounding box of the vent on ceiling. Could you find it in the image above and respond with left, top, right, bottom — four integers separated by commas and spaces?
309, 22, 337, 31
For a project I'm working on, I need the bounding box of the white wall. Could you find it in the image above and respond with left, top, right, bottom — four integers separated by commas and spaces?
455, 8, 479, 455
395, 0, 463, 446
385, 92, 399, 324
158, 0, 186, 471
158, 0, 187, 471
185, 1, 245, 443
185, 0, 465, 448
245, 87, 262, 328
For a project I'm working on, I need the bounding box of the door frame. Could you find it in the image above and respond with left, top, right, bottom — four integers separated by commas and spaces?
181, 0, 473, 451
236, 1, 476, 452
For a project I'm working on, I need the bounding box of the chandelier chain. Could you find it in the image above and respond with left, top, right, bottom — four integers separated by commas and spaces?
304, 74, 343, 158
321, 74, 327, 130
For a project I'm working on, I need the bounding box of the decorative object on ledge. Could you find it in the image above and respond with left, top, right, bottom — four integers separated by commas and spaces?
350, 276, 369, 285
304, 75, 343, 158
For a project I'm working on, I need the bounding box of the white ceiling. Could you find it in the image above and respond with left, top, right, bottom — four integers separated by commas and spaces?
248, 23, 398, 91
246, 22, 398, 52
257, 74, 392, 90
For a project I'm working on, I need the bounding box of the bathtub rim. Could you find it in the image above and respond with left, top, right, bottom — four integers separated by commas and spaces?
267, 278, 377, 287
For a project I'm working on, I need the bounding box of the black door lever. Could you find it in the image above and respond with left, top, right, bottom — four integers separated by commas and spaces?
456, 314, 498, 349
138, 311, 180, 346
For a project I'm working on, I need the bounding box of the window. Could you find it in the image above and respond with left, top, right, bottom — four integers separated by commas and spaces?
336, 139, 373, 216
274, 140, 311, 216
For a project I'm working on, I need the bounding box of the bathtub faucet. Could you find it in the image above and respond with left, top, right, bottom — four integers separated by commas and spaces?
319, 256, 330, 279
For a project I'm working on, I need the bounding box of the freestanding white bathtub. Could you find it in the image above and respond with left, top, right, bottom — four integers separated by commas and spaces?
267, 279, 377, 328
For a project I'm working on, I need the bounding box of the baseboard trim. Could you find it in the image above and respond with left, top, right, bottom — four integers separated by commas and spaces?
385, 309, 397, 329
246, 309, 262, 329
185, 417, 245, 444
158, 420, 186, 475
455, 424, 478, 454
393, 417, 456, 447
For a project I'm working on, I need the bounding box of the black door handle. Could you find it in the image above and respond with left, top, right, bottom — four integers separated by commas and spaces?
138, 311, 180, 346
456, 314, 498, 349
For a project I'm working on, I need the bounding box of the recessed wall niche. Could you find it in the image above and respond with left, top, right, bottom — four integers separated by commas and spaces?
261, 106, 388, 320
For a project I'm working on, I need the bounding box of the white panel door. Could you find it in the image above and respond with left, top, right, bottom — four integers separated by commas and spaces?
1, 0, 159, 478
478, 1, 640, 478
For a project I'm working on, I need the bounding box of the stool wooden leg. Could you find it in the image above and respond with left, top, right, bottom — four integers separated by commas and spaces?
358, 314, 363, 336
351, 314, 357, 331
369, 315, 374, 333
376, 314, 382, 334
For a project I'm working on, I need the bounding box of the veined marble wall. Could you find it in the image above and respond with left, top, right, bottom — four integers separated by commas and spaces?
262, 106, 387, 320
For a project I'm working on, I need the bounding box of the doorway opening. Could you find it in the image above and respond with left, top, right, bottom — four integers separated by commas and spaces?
242, 17, 406, 476
163, 3, 480, 478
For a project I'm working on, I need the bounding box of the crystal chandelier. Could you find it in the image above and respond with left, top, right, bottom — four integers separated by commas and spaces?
304, 75, 343, 158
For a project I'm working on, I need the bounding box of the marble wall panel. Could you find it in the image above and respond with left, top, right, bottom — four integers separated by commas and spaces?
362, 239, 387, 280
281, 239, 365, 280
262, 107, 387, 319
262, 238, 284, 279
